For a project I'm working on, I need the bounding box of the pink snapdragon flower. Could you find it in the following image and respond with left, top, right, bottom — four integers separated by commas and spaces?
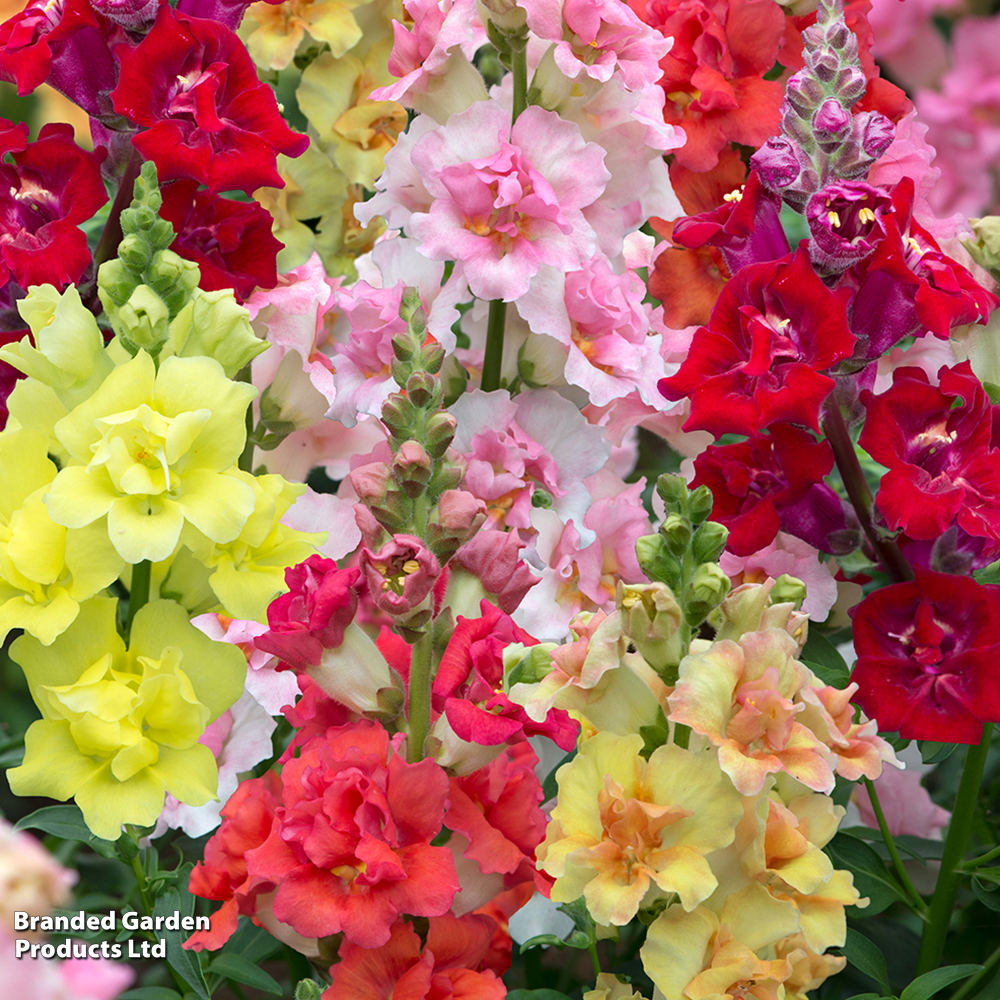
366, 100, 610, 302
246, 253, 341, 426
449, 388, 610, 536
374, 0, 489, 122
527, 0, 672, 92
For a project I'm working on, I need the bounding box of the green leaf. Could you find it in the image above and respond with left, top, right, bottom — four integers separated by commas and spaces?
972, 875, 1000, 911
519, 931, 591, 953
541, 747, 576, 803
825, 833, 910, 915
14, 805, 117, 858
841, 994, 889, 1000
973, 557, 1000, 585
153, 884, 209, 1000
207, 953, 282, 994
899, 964, 983, 1000
843, 827, 944, 863
969, 867, 1000, 886
506, 991, 577, 1000
801, 629, 852, 687
844, 927, 891, 995
118, 990, 184, 1000
918, 741, 959, 765
227, 918, 283, 963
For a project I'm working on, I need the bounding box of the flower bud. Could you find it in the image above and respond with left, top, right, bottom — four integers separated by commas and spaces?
683, 562, 731, 624
618, 582, 683, 676
692, 520, 729, 564
858, 111, 895, 159
654, 473, 688, 514
393, 440, 433, 498
424, 410, 458, 457
351, 461, 392, 506
421, 340, 445, 374
381, 393, 418, 436
406, 369, 441, 408
503, 642, 555, 687
635, 534, 681, 589
688, 484, 714, 525
750, 136, 801, 191
812, 98, 850, 137
661, 512, 692, 556
116, 283, 170, 354
771, 573, 807, 608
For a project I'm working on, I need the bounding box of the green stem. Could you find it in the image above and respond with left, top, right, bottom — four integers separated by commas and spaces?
916, 723, 995, 975
406, 631, 434, 763
510, 35, 528, 124
588, 935, 602, 979
961, 841, 1000, 870
126, 559, 151, 640
237, 362, 256, 474
948, 941, 1000, 1000
481, 299, 507, 393
93, 148, 143, 272
863, 776, 927, 914
821, 397, 913, 583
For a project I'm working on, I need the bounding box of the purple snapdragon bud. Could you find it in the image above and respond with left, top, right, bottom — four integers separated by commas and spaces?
806, 180, 892, 273
750, 137, 802, 191
813, 99, 850, 137
859, 111, 895, 159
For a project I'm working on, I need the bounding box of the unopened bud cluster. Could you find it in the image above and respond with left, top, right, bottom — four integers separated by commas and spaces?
750, 0, 894, 214
635, 474, 730, 630
97, 161, 200, 358
353, 289, 485, 563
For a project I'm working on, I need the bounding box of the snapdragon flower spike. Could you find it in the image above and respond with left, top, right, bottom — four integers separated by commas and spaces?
749, 0, 894, 222
110, 5, 308, 194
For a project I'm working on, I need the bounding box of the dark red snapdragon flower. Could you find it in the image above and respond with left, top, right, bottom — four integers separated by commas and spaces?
160, 179, 281, 302
0, 0, 121, 119
658, 247, 855, 436
860, 362, 1000, 545
850, 569, 1000, 743
671, 170, 791, 274
110, 5, 308, 194
849, 179, 998, 359
805, 179, 892, 273
0, 120, 108, 291
692, 423, 858, 556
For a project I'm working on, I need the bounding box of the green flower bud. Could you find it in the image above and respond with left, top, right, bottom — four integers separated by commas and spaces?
424, 410, 457, 457
421, 341, 445, 374
381, 393, 418, 436
684, 562, 731, 625
295, 979, 324, 1000
661, 512, 692, 556
503, 642, 556, 687
771, 573, 807, 609
116, 284, 171, 355
635, 533, 681, 589
531, 488, 554, 509
407, 369, 441, 408
618, 582, 683, 675
692, 520, 729, 564
965, 216, 1000, 280
655, 473, 688, 515
688, 484, 714, 525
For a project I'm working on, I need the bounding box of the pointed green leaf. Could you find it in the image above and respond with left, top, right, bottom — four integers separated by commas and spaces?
825, 833, 910, 915
14, 804, 117, 858
898, 964, 982, 1000
207, 953, 282, 994
844, 928, 891, 995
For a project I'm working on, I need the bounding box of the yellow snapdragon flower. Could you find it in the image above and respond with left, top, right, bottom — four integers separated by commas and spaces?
7, 597, 246, 841
44, 351, 258, 564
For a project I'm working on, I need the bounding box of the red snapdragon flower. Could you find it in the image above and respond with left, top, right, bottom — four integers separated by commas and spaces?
850, 569, 1000, 743
0, 120, 108, 290
659, 248, 855, 436
327, 915, 506, 1000
160, 179, 282, 302
110, 5, 308, 193
860, 363, 1000, 544
628, 0, 786, 172
256, 557, 361, 671
692, 423, 857, 556
432, 602, 579, 751
244, 722, 459, 948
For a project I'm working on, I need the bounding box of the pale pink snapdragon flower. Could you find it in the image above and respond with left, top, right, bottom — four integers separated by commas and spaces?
449, 388, 610, 537
373, 0, 489, 122
363, 100, 610, 303
868, 0, 956, 91
246, 252, 341, 426
525, 0, 672, 92
516, 471, 650, 640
